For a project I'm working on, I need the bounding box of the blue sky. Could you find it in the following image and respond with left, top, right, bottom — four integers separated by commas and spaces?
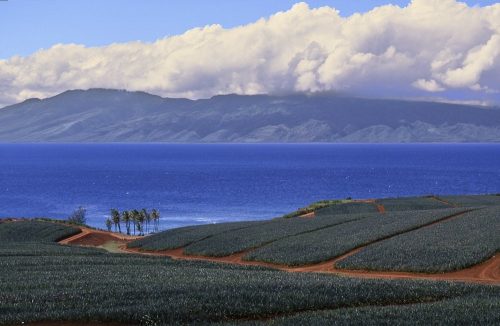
0, 0, 498, 59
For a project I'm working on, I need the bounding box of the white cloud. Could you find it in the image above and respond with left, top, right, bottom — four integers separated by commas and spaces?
1, 0, 500, 107
412, 79, 445, 92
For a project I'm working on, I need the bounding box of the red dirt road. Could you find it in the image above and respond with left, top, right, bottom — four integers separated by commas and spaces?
59, 221, 499, 285
59, 227, 140, 246
122, 244, 499, 285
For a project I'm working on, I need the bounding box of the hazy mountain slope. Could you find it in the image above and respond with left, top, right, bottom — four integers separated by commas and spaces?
0, 89, 499, 142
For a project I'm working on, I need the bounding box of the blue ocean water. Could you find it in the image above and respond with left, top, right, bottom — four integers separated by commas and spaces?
1, 144, 499, 230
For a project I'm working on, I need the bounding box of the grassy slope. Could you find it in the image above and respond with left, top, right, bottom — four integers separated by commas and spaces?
1, 241, 499, 325
0, 220, 80, 242
245, 208, 464, 266
2, 196, 500, 325
128, 220, 268, 251
183, 212, 372, 257
336, 207, 500, 273
375, 196, 452, 211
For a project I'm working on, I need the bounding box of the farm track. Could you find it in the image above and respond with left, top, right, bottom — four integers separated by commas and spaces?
59, 210, 499, 285
431, 196, 457, 207
59, 227, 140, 245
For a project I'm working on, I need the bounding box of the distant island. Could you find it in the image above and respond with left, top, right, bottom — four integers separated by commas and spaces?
1, 88, 500, 143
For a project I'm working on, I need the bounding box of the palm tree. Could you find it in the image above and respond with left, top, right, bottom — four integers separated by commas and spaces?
151, 209, 160, 233
136, 221, 143, 236
142, 208, 150, 234
111, 209, 121, 233
131, 209, 140, 235
122, 210, 131, 235
105, 217, 112, 232
137, 210, 146, 236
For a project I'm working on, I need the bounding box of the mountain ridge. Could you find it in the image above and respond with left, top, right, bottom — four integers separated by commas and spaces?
1, 89, 499, 143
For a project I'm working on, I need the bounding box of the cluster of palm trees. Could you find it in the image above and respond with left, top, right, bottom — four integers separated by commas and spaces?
105, 208, 160, 235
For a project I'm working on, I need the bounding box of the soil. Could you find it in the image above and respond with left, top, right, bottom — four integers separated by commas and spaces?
59, 227, 139, 246
298, 211, 315, 218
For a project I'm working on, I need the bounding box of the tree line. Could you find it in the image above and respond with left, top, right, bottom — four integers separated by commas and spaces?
105, 208, 160, 235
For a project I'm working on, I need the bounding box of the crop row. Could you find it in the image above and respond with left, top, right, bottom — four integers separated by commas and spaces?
128, 220, 269, 250
244, 208, 465, 266
183, 212, 374, 257
314, 202, 379, 217
1, 240, 496, 325
241, 294, 500, 325
437, 195, 500, 207
0, 242, 106, 257
336, 206, 500, 273
0, 221, 80, 242
374, 196, 452, 211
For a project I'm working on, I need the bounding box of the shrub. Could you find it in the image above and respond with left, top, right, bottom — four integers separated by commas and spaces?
67, 206, 87, 225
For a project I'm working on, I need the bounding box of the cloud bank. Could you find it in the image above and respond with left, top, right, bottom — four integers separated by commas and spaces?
1, 0, 500, 107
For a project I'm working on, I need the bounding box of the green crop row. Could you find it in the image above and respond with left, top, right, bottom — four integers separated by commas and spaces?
314, 201, 379, 217
437, 194, 500, 207
281, 199, 347, 218
183, 212, 373, 257
0, 242, 106, 257
233, 294, 500, 325
336, 206, 500, 273
375, 196, 451, 211
127, 220, 269, 251
244, 208, 465, 266
0, 221, 80, 243
1, 241, 498, 325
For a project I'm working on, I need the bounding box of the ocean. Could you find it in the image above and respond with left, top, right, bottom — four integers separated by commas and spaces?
1, 143, 499, 230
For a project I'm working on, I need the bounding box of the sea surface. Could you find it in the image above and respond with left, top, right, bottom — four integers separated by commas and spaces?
1, 144, 499, 230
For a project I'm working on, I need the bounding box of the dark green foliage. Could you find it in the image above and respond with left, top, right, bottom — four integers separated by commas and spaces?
375, 196, 451, 211
282, 199, 345, 218
438, 195, 500, 207
184, 212, 371, 257
128, 220, 270, 250
0, 242, 106, 257
0, 221, 80, 242
67, 206, 87, 225
336, 207, 500, 273
1, 200, 499, 325
314, 202, 379, 217
1, 240, 498, 325
245, 208, 465, 266
233, 294, 500, 326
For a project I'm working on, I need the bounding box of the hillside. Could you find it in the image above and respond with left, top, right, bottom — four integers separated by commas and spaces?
1, 194, 499, 325
1, 89, 500, 142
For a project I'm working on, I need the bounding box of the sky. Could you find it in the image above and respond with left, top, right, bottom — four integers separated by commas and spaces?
1, 0, 500, 106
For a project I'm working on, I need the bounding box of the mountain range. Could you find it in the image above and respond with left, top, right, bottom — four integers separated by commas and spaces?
1, 89, 499, 142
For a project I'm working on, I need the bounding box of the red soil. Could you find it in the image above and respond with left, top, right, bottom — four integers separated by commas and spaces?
431, 196, 457, 207
376, 204, 385, 213
59, 227, 138, 246
299, 211, 315, 218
